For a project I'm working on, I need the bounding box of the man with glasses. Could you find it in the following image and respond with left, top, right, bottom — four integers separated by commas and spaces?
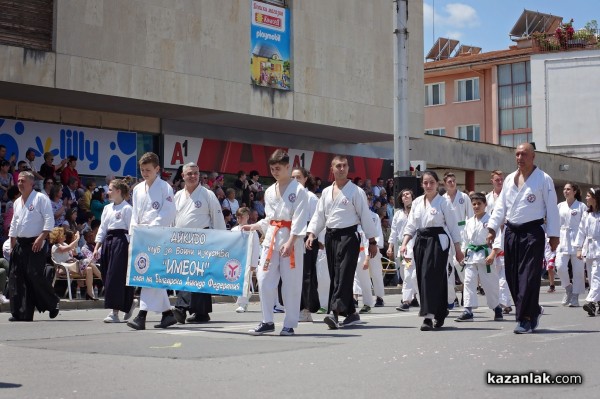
42, 178, 55, 197
39, 152, 67, 181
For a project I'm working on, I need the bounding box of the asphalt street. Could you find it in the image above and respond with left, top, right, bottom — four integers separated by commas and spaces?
1, 291, 598, 399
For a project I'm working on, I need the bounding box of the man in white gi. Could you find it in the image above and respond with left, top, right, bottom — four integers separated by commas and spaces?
8, 171, 60, 321
127, 152, 178, 330
487, 143, 560, 334
171, 162, 227, 324
306, 155, 378, 329
443, 172, 473, 307
243, 150, 308, 336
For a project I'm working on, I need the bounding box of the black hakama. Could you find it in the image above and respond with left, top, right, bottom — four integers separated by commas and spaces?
413, 227, 450, 322
9, 238, 60, 320
504, 219, 545, 322
325, 225, 360, 316
100, 229, 135, 313
300, 237, 320, 312
175, 292, 213, 316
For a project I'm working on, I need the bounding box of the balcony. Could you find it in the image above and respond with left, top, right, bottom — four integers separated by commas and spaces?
533, 29, 599, 53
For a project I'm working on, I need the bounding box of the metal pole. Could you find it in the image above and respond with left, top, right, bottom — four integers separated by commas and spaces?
393, 0, 412, 202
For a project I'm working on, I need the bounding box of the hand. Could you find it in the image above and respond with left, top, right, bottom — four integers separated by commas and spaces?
240, 224, 254, 232
92, 249, 100, 260
386, 246, 394, 258
576, 250, 583, 260
485, 253, 495, 265
306, 234, 316, 250
455, 249, 465, 264
486, 229, 496, 247
32, 235, 45, 253
368, 243, 378, 258
362, 262, 369, 270
400, 244, 407, 257
549, 237, 559, 252
280, 241, 292, 258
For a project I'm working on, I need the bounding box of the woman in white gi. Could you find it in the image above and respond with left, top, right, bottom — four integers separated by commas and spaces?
388, 189, 417, 311
244, 150, 308, 336
400, 171, 464, 331
555, 183, 587, 307
454, 193, 502, 322
576, 187, 600, 316
93, 179, 136, 323
126, 152, 177, 331
354, 211, 384, 313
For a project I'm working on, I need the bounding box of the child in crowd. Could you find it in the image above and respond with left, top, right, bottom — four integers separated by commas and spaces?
455, 193, 503, 322
127, 152, 177, 330
94, 179, 136, 323
231, 207, 261, 313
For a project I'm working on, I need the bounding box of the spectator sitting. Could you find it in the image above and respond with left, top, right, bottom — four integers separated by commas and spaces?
3, 186, 20, 238
222, 188, 240, 216
234, 170, 250, 205
248, 170, 263, 193
49, 185, 68, 227
248, 209, 259, 224
64, 208, 79, 233
252, 190, 266, 219
62, 176, 81, 208
39, 151, 67, 181
90, 188, 110, 222
207, 171, 219, 189
222, 208, 234, 230
79, 178, 96, 212
314, 177, 323, 194
60, 156, 80, 187
0, 160, 14, 202
214, 187, 225, 203
42, 177, 55, 196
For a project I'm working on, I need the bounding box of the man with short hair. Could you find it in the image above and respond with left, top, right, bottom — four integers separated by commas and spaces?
8, 171, 60, 321
24, 149, 44, 188
487, 143, 560, 334
372, 178, 385, 197
307, 155, 378, 329
62, 177, 81, 208
172, 162, 227, 324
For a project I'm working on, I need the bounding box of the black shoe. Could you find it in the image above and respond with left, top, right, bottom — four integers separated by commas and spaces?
477, 286, 485, 296
154, 314, 177, 329
341, 312, 361, 327
494, 306, 504, 321
323, 314, 339, 330
8, 316, 19, 322
583, 302, 596, 317
49, 305, 59, 319
434, 318, 445, 328
410, 298, 419, 307
597, 302, 600, 315
353, 298, 359, 307
420, 318, 433, 331
186, 314, 210, 324
249, 322, 275, 335
396, 303, 410, 311
454, 311, 474, 322
374, 297, 384, 307
127, 316, 146, 330
172, 307, 186, 324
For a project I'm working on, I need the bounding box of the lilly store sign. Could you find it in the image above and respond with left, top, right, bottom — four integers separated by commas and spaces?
0, 118, 137, 177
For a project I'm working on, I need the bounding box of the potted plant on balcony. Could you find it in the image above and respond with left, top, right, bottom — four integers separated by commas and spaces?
555, 18, 575, 49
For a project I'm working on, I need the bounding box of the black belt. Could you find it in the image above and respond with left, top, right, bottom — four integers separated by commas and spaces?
416, 226, 446, 238
506, 218, 544, 232
16, 237, 37, 243
107, 229, 128, 236
326, 225, 358, 238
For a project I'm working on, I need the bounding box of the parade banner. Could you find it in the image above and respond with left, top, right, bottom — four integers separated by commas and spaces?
0, 118, 138, 177
127, 226, 252, 296
250, 0, 291, 90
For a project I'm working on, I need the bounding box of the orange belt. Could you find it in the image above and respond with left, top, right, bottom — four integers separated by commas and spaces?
497, 251, 504, 257
264, 220, 294, 271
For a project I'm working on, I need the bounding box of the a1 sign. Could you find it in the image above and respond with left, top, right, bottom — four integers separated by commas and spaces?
288, 148, 314, 171
163, 135, 203, 168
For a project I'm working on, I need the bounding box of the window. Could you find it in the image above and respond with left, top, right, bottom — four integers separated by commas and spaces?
498, 61, 532, 147
425, 82, 445, 106
456, 78, 480, 102
457, 125, 480, 142
425, 128, 446, 136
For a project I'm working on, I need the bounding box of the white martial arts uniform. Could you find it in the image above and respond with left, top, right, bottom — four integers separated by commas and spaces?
367, 212, 385, 299
443, 190, 473, 302
575, 211, 600, 303
555, 200, 587, 297
461, 213, 499, 311
231, 225, 261, 306
389, 209, 417, 302
256, 179, 308, 329
174, 184, 225, 230
130, 178, 176, 313
315, 230, 330, 308
492, 228, 512, 308
353, 228, 373, 306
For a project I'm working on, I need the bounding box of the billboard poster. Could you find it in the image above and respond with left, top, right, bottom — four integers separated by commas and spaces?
0, 118, 137, 177
250, 0, 292, 90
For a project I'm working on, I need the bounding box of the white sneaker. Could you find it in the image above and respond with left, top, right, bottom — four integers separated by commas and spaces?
123, 299, 138, 321
0, 294, 9, 304
103, 313, 121, 323
299, 309, 313, 322
236, 305, 247, 313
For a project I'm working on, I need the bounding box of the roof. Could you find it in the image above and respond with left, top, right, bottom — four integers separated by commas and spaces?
424, 47, 533, 70
509, 9, 562, 39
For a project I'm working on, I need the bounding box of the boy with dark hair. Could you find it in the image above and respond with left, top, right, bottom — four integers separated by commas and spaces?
127, 152, 177, 330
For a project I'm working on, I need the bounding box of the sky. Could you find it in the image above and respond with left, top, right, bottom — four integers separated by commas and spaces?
423, 0, 600, 56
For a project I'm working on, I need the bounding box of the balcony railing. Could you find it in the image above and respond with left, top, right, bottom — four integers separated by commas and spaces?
533, 29, 599, 53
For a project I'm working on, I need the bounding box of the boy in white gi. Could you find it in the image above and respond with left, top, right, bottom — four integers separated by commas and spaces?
243, 150, 308, 336
126, 152, 177, 330
231, 207, 260, 313
455, 193, 503, 322
355, 211, 384, 313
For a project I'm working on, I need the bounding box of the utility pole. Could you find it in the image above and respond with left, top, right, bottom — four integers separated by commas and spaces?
393, 0, 413, 201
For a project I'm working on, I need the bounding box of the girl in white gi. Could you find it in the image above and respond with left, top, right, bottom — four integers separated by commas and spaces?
387, 189, 418, 311
401, 171, 464, 331
354, 211, 384, 313
126, 152, 177, 331
555, 183, 587, 307
93, 179, 136, 323
243, 150, 308, 336
454, 193, 502, 322
442, 172, 473, 308
231, 207, 260, 313
576, 187, 600, 316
